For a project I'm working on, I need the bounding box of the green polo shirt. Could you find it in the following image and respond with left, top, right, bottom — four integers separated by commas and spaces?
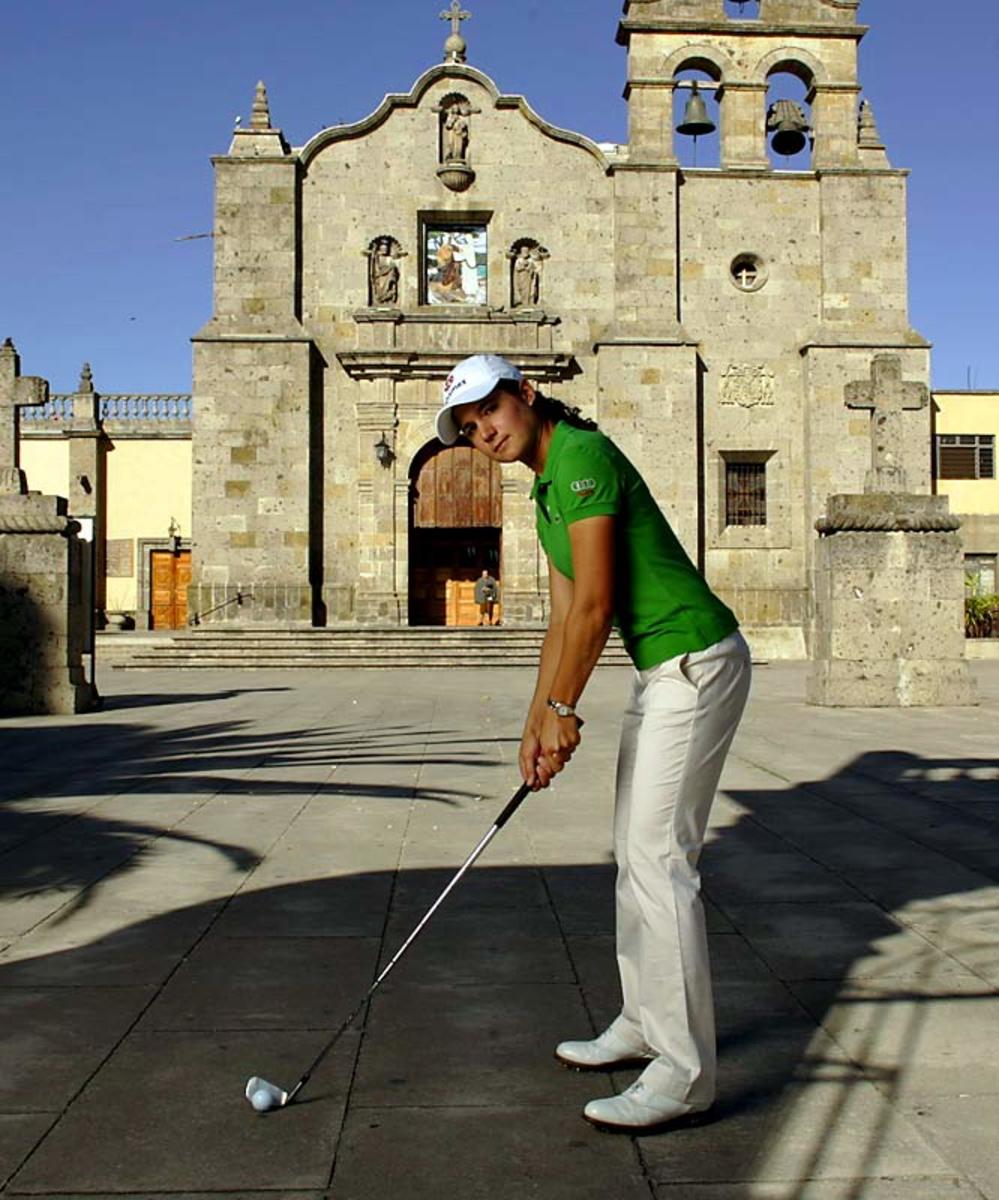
529, 422, 738, 670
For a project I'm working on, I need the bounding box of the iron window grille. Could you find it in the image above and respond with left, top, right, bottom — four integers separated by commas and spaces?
935, 434, 995, 480
965, 554, 997, 596
725, 461, 767, 526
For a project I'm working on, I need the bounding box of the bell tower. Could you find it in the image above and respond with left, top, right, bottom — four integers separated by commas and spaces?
619, 0, 871, 169
614, 0, 928, 660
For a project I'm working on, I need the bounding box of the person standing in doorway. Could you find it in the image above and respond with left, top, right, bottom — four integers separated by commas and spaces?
473, 567, 499, 626
435, 354, 751, 1132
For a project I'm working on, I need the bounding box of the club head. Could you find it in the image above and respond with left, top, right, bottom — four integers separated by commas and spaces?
245, 1075, 289, 1112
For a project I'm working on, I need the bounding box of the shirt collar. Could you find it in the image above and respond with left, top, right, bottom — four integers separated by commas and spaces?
529, 421, 569, 500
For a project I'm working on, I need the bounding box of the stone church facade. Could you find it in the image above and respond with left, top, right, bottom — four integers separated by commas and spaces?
192, 0, 929, 656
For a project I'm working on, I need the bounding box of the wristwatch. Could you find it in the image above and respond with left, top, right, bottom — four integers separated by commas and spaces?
546, 697, 577, 719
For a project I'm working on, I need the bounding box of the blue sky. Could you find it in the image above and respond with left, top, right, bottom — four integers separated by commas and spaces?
2, 0, 997, 393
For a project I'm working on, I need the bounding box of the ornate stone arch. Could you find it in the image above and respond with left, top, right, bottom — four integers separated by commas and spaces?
662, 44, 734, 83
409, 438, 502, 528
754, 47, 829, 89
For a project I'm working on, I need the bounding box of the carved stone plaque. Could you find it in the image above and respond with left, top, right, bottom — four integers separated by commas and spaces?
720, 364, 775, 409
105, 538, 134, 578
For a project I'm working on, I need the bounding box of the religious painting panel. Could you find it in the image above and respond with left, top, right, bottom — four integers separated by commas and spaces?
424, 224, 487, 306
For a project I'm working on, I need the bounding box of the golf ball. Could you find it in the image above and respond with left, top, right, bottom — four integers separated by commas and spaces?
251, 1088, 274, 1113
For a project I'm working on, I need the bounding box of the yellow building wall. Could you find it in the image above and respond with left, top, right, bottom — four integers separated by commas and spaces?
19, 440, 70, 499
106, 439, 192, 613
934, 391, 999, 515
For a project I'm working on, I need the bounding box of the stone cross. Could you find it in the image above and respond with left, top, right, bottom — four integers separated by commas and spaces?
0, 338, 48, 494
844, 354, 928, 494
440, 1, 471, 37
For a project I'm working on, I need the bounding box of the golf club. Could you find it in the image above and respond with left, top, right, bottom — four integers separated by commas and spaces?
245, 779, 532, 1112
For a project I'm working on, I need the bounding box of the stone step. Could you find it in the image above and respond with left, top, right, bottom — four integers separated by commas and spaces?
100, 627, 634, 670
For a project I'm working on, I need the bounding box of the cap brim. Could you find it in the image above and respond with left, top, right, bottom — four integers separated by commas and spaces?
435, 406, 461, 446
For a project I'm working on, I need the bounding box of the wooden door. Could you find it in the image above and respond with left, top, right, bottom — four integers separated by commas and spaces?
409, 443, 503, 626
150, 550, 191, 630
412, 443, 502, 529
445, 580, 503, 627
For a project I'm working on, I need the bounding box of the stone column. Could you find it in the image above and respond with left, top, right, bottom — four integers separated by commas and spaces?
625, 83, 676, 165
66, 363, 110, 625
811, 84, 861, 170
355, 379, 402, 625
499, 474, 545, 625
720, 83, 769, 170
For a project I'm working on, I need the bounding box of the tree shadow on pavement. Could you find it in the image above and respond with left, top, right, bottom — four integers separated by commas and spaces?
99, 687, 293, 712
0, 715, 505, 913
0, 749, 995, 1197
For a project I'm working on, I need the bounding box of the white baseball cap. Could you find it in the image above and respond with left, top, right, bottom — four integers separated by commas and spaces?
436, 354, 523, 445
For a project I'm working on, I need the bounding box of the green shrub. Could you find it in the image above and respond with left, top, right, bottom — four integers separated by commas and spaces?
965, 592, 999, 638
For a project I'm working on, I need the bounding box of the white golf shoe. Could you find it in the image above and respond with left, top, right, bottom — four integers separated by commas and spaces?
555, 1024, 654, 1070
583, 1077, 710, 1132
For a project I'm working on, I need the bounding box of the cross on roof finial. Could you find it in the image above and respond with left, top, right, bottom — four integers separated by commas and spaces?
441, 0, 470, 36
440, 1, 470, 63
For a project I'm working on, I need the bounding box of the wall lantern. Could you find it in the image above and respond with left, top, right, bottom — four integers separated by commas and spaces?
168, 516, 182, 553
374, 431, 395, 469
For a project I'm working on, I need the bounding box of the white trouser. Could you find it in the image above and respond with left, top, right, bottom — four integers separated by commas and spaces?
611, 630, 751, 1106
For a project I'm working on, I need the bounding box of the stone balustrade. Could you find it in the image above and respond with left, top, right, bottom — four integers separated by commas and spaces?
20, 393, 192, 433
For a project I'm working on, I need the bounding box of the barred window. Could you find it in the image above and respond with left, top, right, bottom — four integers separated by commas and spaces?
965, 554, 997, 596
936, 434, 995, 480
725, 461, 767, 526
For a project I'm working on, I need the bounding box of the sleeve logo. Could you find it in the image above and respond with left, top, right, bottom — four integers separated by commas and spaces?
570, 477, 596, 497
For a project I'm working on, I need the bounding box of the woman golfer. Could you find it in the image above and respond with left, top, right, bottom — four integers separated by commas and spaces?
435, 354, 751, 1132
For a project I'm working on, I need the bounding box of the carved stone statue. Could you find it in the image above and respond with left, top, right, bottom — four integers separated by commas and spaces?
509, 243, 548, 307
512, 246, 534, 306
529, 245, 547, 303
367, 237, 405, 306
443, 101, 470, 162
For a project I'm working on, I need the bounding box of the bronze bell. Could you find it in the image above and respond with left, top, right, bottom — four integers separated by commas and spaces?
767, 99, 809, 157
676, 82, 716, 138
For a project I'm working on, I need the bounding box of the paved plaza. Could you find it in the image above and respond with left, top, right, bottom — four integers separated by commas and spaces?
0, 661, 997, 1199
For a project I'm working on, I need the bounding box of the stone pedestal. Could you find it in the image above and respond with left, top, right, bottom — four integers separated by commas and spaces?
0, 493, 96, 715
808, 494, 977, 707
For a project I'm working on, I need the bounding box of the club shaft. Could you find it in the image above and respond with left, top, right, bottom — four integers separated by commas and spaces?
286, 781, 531, 1102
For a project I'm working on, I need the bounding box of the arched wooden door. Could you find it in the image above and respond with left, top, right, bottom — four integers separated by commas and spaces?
409, 442, 502, 626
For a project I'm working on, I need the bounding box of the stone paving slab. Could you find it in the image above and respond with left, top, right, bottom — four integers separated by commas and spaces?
900, 1093, 999, 1200
353, 981, 601, 1107
0, 986, 155, 1111
652, 1183, 979, 1199
789, 979, 999, 1097
0, 1120, 57, 1193
331, 1105, 652, 1199
719, 901, 980, 983
0, 663, 996, 1199
638, 1075, 954, 1185
135, 934, 382, 1031
8, 1032, 355, 1194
